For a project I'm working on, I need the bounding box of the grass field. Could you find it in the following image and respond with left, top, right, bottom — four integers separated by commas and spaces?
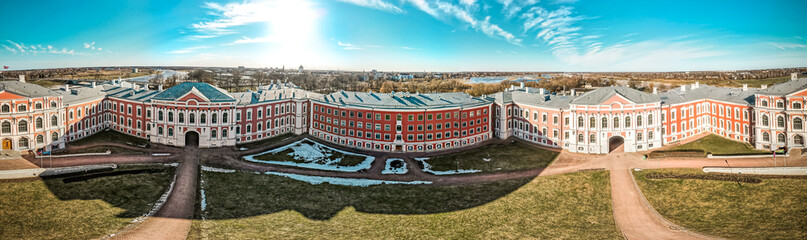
61, 145, 144, 155
69, 130, 149, 146
634, 168, 807, 240
0, 165, 174, 240
189, 170, 620, 239
235, 133, 295, 149
422, 141, 559, 173
669, 134, 770, 155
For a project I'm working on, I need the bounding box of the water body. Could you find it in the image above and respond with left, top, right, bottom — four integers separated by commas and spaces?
123, 69, 187, 83
467, 74, 551, 84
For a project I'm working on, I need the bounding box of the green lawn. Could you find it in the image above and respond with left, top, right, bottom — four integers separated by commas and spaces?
236, 133, 295, 149
62, 145, 144, 155
422, 141, 559, 173
189, 170, 620, 239
669, 134, 770, 155
0, 165, 174, 240
252, 140, 367, 167
634, 168, 807, 240
69, 130, 149, 146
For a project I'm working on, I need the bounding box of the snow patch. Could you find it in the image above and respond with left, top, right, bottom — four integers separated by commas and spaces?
163, 162, 179, 167
416, 157, 481, 175
243, 138, 374, 172
263, 171, 431, 187
382, 158, 408, 175
201, 166, 236, 173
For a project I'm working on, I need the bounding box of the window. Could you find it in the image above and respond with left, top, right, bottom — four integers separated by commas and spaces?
168, 112, 174, 122
777, 133, 786, 143
648, 114, 653, 125
18, 120, 28, 132
212, 113, 218, 124
190, 113, 196, 124
179, 113, 185, 123
648, 131, 654, 140
201, 113, 207, 124
795, 135, 804, 146
578, 134, 584, 143
577, 117, 584, 127
52, 132, 59, 141
795, 118, 803, 130
222, 129, 228, 138
589, 117, 596, 128
762, 115, 769, 126
211, 129, 217, 138
168, 128, 174, 137
637, 115, 643, 127
763, 132, 770, 142
35, 118, 43, 129
601, 117, 608, 128
1, 122, 10, 133
625, 116, 631, 128
777, 116, 785, 128
158, 111, 164, 121
761, 100, 768, 107
223, 113, 228, 123
35, 103, 42, 109
51, 101, 57, 108
0, 105, 8, 113
613, 117, 619, 129
17, 104, 26, 112
36, 135, 44, 144
51, 116, 58, 126
158, 127, 164, 135
637, 132, 643, 141
589, 134, 596, 143
777, 101, 784, 108
794, 102, 803, 109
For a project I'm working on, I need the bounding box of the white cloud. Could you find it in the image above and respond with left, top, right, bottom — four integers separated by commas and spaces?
337, 0, 402, 13
2, 44, 16, 54
496, 0, 539, 18
400, 46, 416, 50
224, 36, 274, 46
459, 0, 476, 6
4, 40, 78, 55
166, 46, 210, 54
432, 1, 522, 45
338, 42, 364, 50
83, 42, 104, 51
770, 42, 807, 50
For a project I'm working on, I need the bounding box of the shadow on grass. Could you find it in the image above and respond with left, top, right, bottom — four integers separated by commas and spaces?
42, 165, 174, 218
198, 171, 533, 221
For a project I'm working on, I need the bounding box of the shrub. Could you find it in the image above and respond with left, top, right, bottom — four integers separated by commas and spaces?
647, 149, 705, 158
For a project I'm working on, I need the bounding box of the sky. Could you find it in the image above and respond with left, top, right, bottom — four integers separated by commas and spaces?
0, 0, 805, 72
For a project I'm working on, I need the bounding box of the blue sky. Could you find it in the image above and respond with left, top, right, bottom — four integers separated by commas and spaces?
1, 0, 805, 71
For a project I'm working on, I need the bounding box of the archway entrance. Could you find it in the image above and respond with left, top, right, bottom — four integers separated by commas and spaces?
609, 136, 624, 153
2, 139, 11, 150
185, 131, 199, 148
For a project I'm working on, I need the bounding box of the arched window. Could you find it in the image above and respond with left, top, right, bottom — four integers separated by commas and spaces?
637, 115, 643, 127
17, 120, 27, 133
212, 113, 218, 124
1, 122, 10, 134
190, 113, 196, 124
36, 135, 44, 144
223, 112, 229, 123
158, 126, 164, 135
211, 129, 217, 138
50, 101, 57, 108
763, 132, 770, 142
577, 134, 584, 143
795, 135, 804, 146
51, 132, 59, 141
794, 102, 803, 109
762, 115, 769, 126
35, 118, 43, 129
761, 100, 768, 107
201, 113, 207, 124
35, 103, 42, 109
625, 116, 631, 128
168, 112, 174, 122
17, 104, 26, 112
637, 132, 643, 141
613, 117, 619, 128
222, 128, 228, 138
577, 117, 584, 127
589, 134, 596, 143
1, 105, 9, 113
601, 117, 608, 128
777, 133, 786, 143
777, 116, 785, 128
648, 114, 653, 125
51, 115, 58, 127
18, 137, 29, 149
589, 117, 596, 128
168, 128, 174, 136
777, 101, 784, 108
795, 118, 804, 130
179, 113, 185, 123
158, 111, 164, 121
648, 131, 654, 140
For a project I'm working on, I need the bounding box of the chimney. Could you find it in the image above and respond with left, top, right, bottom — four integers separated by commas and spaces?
64, 84, 69, 92
539, 88, 546, 95
653, 87, 658, 94
158, 85, 163, 91
91, 82, 97, 88
680, 85, 686, 92
792, 72, 798, 81
742, 84, 748, 91
694, 82, 699, 89
761, 84, 767, 89
520, 82, 524, 88
571, 89, 576, 96
18, 75, 25, 83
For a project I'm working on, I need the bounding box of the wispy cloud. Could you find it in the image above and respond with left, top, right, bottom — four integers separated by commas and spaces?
400, 46, 416, 50
83, 42, 104, 51
223, 36, 274, 46
337, 0, 402, 13
770, 42, 807, 50
4, 40, 78, 55
338, 42, 365, 50
496, 0, 540, 18
166, 46, 210, 54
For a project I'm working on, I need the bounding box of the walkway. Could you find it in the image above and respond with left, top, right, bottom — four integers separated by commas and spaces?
110, 147, 199, 240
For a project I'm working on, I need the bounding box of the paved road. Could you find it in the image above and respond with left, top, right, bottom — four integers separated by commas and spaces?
110, 147, 198, 240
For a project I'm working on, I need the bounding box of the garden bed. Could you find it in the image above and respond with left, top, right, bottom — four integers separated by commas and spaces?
242, 138, 374, 172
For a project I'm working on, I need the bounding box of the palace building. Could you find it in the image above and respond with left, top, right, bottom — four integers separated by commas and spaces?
2, 75, 806, 154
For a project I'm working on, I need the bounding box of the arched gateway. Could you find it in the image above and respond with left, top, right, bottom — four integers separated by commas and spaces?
609, 136, 624, 153
185, 131, 199, 147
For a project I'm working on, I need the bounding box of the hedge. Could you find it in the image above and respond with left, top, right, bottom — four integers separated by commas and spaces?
647, 149, 706, 158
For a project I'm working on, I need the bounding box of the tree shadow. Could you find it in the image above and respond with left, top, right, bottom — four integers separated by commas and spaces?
41, 165, 175, 218
198, 172, 533, 221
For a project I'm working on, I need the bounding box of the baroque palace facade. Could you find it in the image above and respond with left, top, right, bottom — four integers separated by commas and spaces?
2, 74, 806, 154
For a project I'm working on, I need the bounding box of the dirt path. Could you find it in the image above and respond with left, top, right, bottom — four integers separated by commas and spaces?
110, 147, 199, 240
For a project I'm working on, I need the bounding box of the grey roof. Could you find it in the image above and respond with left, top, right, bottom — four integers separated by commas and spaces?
570, 86, 660, 105
103, 85, 161, 102
658, 84, 757, 105
230, 83, 322, 105
757, 78, 807, 95
317, 91, 490, 109
54, 85, 107, 104
489, 87, 573, 109
152, 82, 235, 102
0, 81, 60, 97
